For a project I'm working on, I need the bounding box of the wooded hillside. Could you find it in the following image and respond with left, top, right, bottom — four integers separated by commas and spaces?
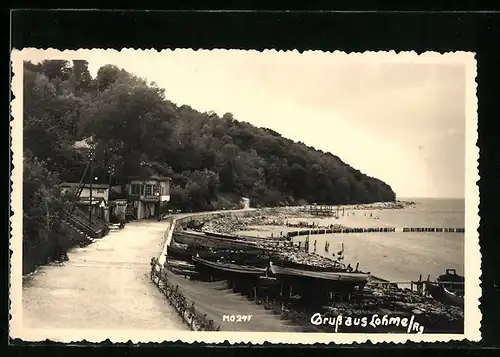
23, 59, 396, 214
22, 59, 396, 273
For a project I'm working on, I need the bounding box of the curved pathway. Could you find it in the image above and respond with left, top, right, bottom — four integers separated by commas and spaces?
21, 207, 297, 337
22, 220, 188, 331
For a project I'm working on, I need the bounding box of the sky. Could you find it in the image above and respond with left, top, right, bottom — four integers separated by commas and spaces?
37, 50, 470, 198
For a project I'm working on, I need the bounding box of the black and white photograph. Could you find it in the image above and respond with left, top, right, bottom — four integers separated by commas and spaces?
10, 49, 480, 344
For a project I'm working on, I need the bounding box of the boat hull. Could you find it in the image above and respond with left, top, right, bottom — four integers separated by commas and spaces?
192, 256, 268, 277
426, 282, 464, 308
173, 231, 262, 251
269, 263, 369, 294
167, 242, 226, 262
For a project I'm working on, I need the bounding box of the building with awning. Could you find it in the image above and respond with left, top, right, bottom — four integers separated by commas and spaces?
60, 183, 110, 205
124, 176, 171, 220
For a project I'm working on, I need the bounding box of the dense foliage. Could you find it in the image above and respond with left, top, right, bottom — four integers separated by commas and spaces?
24, 60, 395, 205
22, 59, 396, 271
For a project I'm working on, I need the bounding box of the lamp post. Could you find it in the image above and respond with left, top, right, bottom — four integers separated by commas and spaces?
88, 145, 96, 226
108, 164, 115, 201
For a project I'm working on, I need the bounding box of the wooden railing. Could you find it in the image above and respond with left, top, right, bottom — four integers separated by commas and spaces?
150, 257, 220, 331
60, 209, 103, 239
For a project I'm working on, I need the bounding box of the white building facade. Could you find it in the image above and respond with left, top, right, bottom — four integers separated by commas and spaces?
125, 176, 171, 220
60, 183, 110, 204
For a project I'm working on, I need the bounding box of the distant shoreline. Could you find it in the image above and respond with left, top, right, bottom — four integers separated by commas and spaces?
199, 200, 416, 235
305, 200, 416, 210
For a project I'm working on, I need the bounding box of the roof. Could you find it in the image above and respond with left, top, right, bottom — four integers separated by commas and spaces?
127, 175, 171, 181
72, 136, 95, 150
61, 183, 110, 189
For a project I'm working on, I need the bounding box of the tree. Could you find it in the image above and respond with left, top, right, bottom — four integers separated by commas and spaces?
23, 152, 63, 273
72, 60, 93, 94
22, 59, 398, 272
39, 60, 71, 81
23, 59, 397, 224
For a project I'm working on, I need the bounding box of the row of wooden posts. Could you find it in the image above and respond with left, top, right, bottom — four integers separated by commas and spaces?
150, 257, 221, 331
269, 238, 346, 257
285, 227, 465, 238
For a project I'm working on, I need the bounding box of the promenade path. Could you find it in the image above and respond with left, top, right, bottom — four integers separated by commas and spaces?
22, 208, 298, 336
22, 220, 188, 331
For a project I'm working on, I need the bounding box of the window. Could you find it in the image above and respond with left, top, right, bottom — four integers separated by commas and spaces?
131, 184, 141, 195
96, 189, 105, 194
144, 184, 152, 196
152, 185, 159, 196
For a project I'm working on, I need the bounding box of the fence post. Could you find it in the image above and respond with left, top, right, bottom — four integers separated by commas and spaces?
190, 303, 195, 330
150, 258, 155, 281
157, 265, 163, 286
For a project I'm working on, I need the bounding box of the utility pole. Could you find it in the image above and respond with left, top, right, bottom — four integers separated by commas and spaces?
88, 77, 99, 227
108, 165, 114, 187
89, 145, 95, 226
108, 164, 115, 204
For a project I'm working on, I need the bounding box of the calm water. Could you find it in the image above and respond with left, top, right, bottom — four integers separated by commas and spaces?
247, 198, 465, 284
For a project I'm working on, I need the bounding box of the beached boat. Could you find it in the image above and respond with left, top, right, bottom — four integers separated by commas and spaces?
173, 231, 262, 251
437, 269, 465, 291
269, 261, 369, 282
167, 240, 194, 261
426, 282, 464, 308
269, 261, 369, 293
437, 269, 464, 282
167, 240, 225, 261
165, 259, 196, 271
270, 258, 347, 272
203, 231, 260, 242
192, 256, 268, 277
203, 231, 243, 240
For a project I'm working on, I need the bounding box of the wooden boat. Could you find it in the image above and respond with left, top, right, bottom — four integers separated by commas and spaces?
167, 240, 194, 261
269, 262, 369, 283
269, 261, 369, 295
165, 259, 196, 271
167, 240, 224, 261
437, 269, 465, 292
437, 269, 464, 283
168, 267, 200, 278
426, 282, 464, 308
192, 256, 268, 277
173, 231, 262, 251
270, 257, 348, 272
203, 231, 243, 240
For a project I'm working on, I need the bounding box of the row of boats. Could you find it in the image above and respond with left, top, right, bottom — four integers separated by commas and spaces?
168, 230, 370, 296
167, 229, 465, 307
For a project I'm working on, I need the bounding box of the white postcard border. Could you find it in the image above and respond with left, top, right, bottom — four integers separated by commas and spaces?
10, 49, 480, 344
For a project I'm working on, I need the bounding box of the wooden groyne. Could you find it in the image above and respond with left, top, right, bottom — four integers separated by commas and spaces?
286, 227, 465, 238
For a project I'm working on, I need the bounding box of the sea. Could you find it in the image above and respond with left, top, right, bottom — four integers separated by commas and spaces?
243, 198, 465, 285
